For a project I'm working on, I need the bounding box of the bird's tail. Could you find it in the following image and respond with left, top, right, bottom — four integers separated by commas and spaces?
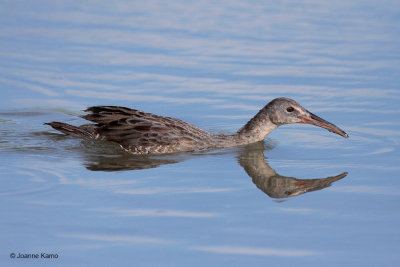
45, 122, 95, 139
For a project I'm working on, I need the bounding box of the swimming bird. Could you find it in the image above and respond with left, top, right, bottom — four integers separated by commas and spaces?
45, 97, 348, 154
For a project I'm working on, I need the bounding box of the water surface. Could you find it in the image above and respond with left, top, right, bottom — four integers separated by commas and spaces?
1, 1, 400, 266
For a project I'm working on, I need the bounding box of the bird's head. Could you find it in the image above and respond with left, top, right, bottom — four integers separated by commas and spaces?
264, 97, 348, 138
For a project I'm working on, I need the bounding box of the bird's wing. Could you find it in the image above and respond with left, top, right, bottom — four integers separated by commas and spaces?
83, 106, 210, 154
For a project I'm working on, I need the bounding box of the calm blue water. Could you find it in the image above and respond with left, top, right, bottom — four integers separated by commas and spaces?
1, 1, 400, 266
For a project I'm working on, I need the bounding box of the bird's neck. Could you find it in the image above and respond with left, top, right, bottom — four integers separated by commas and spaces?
212, 109, 277, 147
235, 109, 277, 144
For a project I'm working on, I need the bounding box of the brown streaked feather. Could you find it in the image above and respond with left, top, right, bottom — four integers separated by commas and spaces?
83, 106, 214, 154
44, 122, 95, 139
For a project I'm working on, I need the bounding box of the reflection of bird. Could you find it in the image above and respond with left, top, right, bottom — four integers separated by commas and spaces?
79, 140, 346, 199
85, 154, 180, 171
46, 97, 348, 154
238, 142, 347, 199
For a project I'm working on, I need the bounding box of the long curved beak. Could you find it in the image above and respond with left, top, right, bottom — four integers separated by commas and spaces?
299, 111, 349, 138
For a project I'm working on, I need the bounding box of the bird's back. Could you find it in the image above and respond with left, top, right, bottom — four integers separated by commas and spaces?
83, 106, 214, 154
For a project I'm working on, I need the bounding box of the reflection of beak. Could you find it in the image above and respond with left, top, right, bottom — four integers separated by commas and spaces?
299, 111, 349, 138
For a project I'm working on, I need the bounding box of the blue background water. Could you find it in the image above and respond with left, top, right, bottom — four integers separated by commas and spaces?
1, 1, 399, 266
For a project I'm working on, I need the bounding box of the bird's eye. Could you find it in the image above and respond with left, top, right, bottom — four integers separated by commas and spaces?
286, 107, 294, 112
